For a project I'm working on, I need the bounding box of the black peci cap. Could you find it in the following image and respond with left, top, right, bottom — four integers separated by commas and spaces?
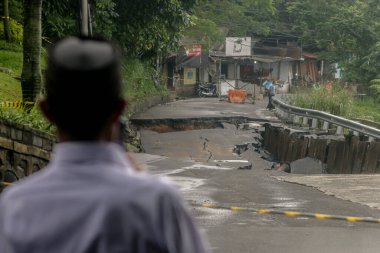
44, 36, 124, 140
45, 36, 122, 105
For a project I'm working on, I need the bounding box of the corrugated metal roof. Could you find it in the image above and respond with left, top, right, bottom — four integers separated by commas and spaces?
209, 51, 298, 63
303, 52, 318, 59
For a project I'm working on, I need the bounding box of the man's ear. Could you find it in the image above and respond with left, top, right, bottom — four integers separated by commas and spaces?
39, 99, 56, 124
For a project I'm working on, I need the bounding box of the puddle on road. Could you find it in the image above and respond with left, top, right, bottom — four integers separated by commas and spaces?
213, 160, 250, 163
270, 202, 302, 209
272, 197, 295, 201
183, 164, 234, 170
269, 197, 308, 209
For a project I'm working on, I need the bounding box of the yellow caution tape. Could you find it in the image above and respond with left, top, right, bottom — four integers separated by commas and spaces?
0, 101, 34, 108
0, 182, 13, 187
196, 203, 380, 225
315, 213, 331, 219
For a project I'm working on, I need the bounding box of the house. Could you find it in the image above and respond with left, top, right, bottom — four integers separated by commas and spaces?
163, 33, 321, 97
163, 44, 209, 96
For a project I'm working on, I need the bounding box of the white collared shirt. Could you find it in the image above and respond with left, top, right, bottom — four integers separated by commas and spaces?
0, 142, 209, 253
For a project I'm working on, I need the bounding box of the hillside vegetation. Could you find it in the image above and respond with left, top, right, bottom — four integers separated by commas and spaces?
0, 40, 167, 133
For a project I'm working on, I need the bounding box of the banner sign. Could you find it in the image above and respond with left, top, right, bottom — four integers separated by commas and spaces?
226, 37, 251, 56
184, 44, 202, 57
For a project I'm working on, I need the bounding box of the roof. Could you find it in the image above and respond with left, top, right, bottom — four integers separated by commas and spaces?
302, 52, 318, 59
209, 51, 298, 63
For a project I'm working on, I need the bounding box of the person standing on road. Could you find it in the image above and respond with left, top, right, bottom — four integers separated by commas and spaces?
262, 78, 275, 110
0, 36, 210, 253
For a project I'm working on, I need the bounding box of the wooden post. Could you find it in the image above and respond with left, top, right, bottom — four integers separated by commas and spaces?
302, 117, 308, 126
322, 121, 329, 131
312, 118, 318, 129
336, 126, 343, 135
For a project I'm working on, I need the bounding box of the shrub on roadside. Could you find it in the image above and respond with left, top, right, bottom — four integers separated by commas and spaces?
289, 82, 353, 117
368, 79, 380, 102
122, 58, 168, 101
0, 106, 54, 134
0, 19, 23, 44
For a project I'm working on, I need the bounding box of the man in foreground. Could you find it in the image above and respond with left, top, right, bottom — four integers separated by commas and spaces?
0, 36, 210, 253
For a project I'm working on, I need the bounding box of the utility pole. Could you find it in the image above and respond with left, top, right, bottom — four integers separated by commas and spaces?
81, 0, 88, 36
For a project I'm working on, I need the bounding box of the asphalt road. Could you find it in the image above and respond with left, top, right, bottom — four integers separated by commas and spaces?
132, 97, 380, 253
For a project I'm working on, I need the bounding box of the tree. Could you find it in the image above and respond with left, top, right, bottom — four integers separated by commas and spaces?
21, 0, 42, 106
183, 0, 276, 48
185, 17, 224, 51
2, 0, 11, 41
113, 0, 197, 58
286, 0, 380, 83
42, 1, 78, 41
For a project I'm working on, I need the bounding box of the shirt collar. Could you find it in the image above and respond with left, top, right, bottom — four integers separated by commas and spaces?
51, 142, 133, 171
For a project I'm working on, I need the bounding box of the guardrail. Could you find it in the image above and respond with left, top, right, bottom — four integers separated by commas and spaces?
272, 96, 380, 141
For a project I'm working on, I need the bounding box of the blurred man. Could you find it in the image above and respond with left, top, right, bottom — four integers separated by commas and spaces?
262, 78, 275, 110
0, 36, 210, 253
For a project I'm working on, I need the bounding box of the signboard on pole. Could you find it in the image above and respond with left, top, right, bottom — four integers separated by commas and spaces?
225, 37, 251, 56
184, 44, 202, 57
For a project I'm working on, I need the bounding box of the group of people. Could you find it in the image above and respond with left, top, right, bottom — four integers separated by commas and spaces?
0, 36, 211, 253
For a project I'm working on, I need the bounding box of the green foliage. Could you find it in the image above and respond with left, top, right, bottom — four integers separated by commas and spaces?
289, 83, 353, 117
0, 41, 163, 133
0, 106, 53, 133
188, 0, 275, 40
368, 79, 380, 102
0, 18, 23, 44
42, 1, 78, 40
0, 72, 21, 101
351, 98, 380, 122
2, 0, 23, 23
122, 58, 168, 101
91, 0, 118, 38
113, 0, 196, 58
185, 16, 224, 51
286, 0, 380, 83
0, 39, 22, 52
0, 44, 22, 75
44, 15, 76, 39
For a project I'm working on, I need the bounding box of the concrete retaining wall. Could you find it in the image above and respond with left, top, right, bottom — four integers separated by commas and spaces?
127, 94, 171, 116
263, 124, 380, 174
0, 119, 56, 182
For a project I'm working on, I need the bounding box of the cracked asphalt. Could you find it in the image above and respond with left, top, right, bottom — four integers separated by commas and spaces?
131, 97, 380, 253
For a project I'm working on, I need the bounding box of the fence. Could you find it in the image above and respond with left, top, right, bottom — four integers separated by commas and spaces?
272, 96, 380, 141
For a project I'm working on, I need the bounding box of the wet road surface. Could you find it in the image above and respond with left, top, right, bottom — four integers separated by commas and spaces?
132, 98, 380, 253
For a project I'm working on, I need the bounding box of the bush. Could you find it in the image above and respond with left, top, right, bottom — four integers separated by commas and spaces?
368, 79, 380, 102
0, 106, 54, 134
122, 58, 168, 101
289, 83, 353, 117
0, 19, 23, 44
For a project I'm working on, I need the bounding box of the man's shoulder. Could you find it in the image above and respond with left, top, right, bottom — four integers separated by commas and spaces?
3, 166, 53, 192
119, 172, 181, 199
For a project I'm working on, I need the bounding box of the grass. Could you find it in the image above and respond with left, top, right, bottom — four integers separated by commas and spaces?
0, 43, 24, 102
289, 83, 380, 124
289, 84, 353, 117
0, 50, 23, 76
0, 73, 22, 101
351, 99, 380, 122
